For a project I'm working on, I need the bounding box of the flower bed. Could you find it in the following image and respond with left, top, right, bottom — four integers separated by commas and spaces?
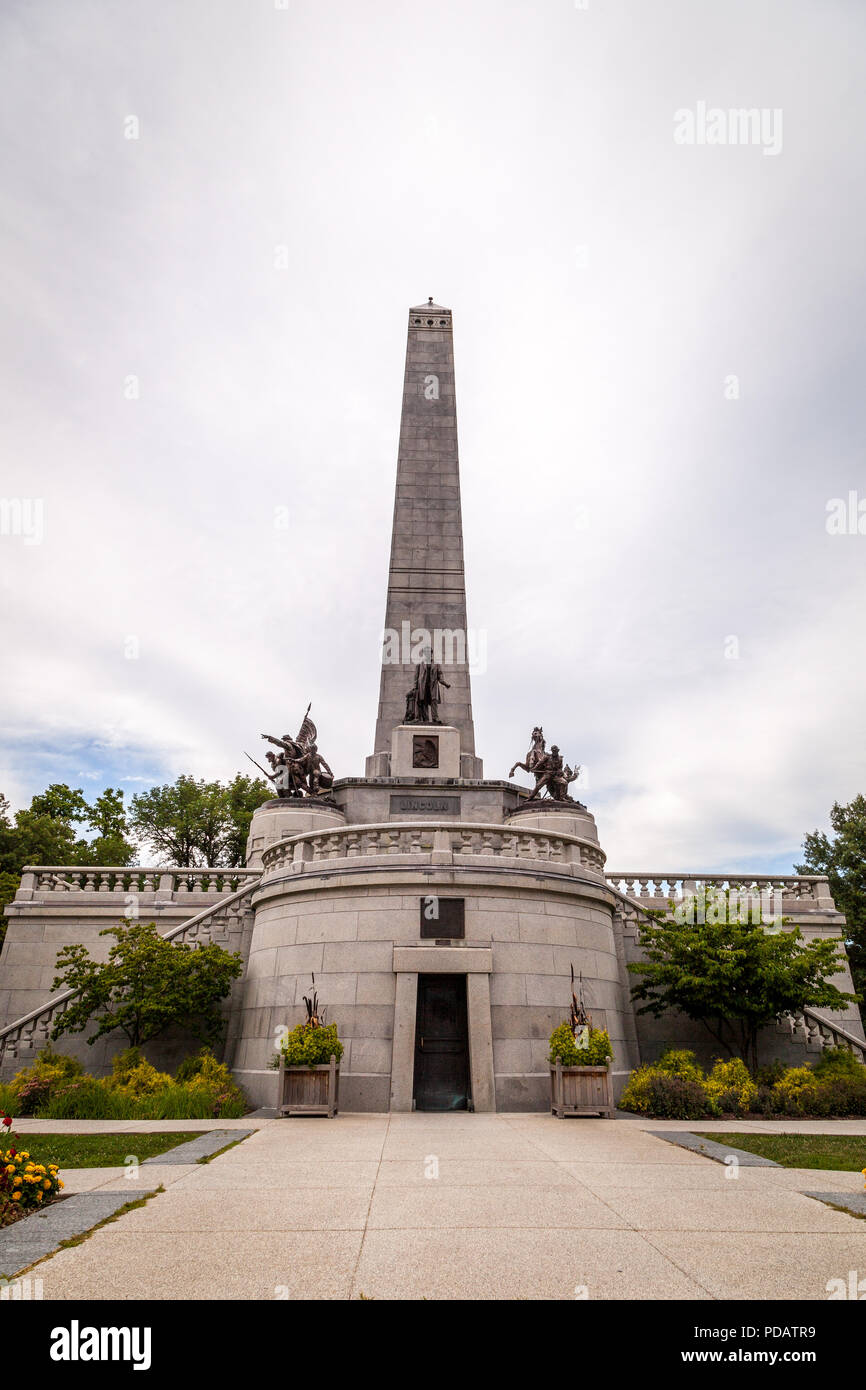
0, 1117, 64, 1229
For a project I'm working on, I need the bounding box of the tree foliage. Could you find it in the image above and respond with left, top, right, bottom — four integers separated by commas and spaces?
796, 794, 866, 998
128, 774, 270, 867
0, 786, 137, 947
50, 920, 243, 1048
628, 888, 858, 1073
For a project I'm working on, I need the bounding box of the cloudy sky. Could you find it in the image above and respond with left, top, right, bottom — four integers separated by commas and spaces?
1, 0, 864, 873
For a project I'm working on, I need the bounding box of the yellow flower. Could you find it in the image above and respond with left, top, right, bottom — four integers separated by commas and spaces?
11, 1192, 20, 1202
4, 1164, 13, 1175
35, 1191, 42, 1201
43, 1179, 51, 1189
58, 1180, 64, 1189
12, 1177, 22, 1187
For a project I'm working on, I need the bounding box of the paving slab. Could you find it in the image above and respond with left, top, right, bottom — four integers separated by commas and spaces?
568, 1160, 866, 1192
31, 1230, 364, 1300
111, 1187, 373, 1232
375, 1158, 585, 1188
171, 1159, 381, 1190
365, 1184, 628, 1230
22, 1113, 866, 1301
805, 1190, 866, 1218
349, 1228, 712, 1300
646, 1229, 866, 1300
0, 1191, 157, 1279
595, 1187, 862, 1233
140, 1128, 255, 1164
59, 1164, 201, 1194
649, 1130, 779, 1166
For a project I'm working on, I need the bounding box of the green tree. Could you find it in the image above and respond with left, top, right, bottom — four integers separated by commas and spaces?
0, 786, 135, 948
223, 774, 273, 867
78, 787, 136, 867
50, 920, 243, 1048
128, 777, 226, 867
2, 807, 82, 870
628, 888, 858, 1074
129, 774, 270, 867
796, 795, 866, 998
29, 783, 90, 823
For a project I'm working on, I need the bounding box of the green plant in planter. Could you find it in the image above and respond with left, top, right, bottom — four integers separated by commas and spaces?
279, 1022, 344, 1069
548, 1021, 613, 1068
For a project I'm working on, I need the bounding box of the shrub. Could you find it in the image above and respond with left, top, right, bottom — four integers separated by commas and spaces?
756, 1059, 787, 1087
618, 1066, 656, 1114
812, 1045, 866, 1078
643, 1073, 711, 1120
40, 1079, 133, 1120
754, 1084, 782, 1116
619, 1063, 714, 1117
772, 1066, 820, 1115
10, 1047, 84, 1115
654, 1049, 704, 1082
280, 1022, 344, 1069
107, 1059, 173, 1099
108, 1046, 145, 1081
705, 1058, 758, 1115
176, 1048, 241, 1096
810, 1074, 866, 1117
174, 1047, 216, 1083
548, 1022, 613, 1068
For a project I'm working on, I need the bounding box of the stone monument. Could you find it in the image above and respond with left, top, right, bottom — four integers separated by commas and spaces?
0, 300, 862, 1113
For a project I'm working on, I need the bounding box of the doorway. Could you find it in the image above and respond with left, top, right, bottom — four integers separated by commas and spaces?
413, 974, 469, 1111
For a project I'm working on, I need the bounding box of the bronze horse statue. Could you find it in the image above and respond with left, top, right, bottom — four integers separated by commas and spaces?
509, 726, 545, 779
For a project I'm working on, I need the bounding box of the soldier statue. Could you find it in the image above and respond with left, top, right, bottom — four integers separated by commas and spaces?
510, 728, 580, 802
247, 705, 335, 800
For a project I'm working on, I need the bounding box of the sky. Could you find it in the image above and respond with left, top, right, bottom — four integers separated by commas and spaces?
1, 0, 864, 873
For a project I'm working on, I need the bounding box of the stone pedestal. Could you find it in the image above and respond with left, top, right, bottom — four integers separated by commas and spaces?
390, 724, 461, 779
244, 798, 346, 869
507, 798, 606, 877
507, 798, 599, 842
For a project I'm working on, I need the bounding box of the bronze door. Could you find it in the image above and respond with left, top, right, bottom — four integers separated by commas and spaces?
413, 974, 469, 1111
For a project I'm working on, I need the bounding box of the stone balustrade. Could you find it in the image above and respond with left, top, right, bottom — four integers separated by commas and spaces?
0, 878, 261, 1063
20, 866, 261, 896
259, 821, 608, 878
605, 872, 832, 906
777, 1007, 866, 1063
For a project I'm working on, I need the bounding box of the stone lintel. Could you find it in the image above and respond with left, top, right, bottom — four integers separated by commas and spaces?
393, 946, 492, 974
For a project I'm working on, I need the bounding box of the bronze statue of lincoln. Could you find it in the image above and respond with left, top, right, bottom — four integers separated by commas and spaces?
407, 648, 451, 724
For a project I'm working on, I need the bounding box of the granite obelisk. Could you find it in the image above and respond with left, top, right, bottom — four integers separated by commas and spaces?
368, 301, 482, 777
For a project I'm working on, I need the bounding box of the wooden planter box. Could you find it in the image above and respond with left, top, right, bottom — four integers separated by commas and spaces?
550, 1058, 614, 1118
277, 1054, 340, 1117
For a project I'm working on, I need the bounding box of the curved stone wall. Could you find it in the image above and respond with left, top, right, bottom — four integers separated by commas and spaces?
232, 848, 635, 1112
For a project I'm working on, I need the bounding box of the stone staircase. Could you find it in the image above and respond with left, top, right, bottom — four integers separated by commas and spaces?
0, 876, 261, 1065
776, 1007, 866, 1063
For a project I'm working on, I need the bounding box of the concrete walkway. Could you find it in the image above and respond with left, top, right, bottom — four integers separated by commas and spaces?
16, 1115, 866, 1300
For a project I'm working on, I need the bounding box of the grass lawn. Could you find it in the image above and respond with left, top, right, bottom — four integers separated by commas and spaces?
695, 1132, 866, 1172
5, 1131, 200, 1169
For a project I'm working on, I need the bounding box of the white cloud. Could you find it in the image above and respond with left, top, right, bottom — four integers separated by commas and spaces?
1, 0, 864, 874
